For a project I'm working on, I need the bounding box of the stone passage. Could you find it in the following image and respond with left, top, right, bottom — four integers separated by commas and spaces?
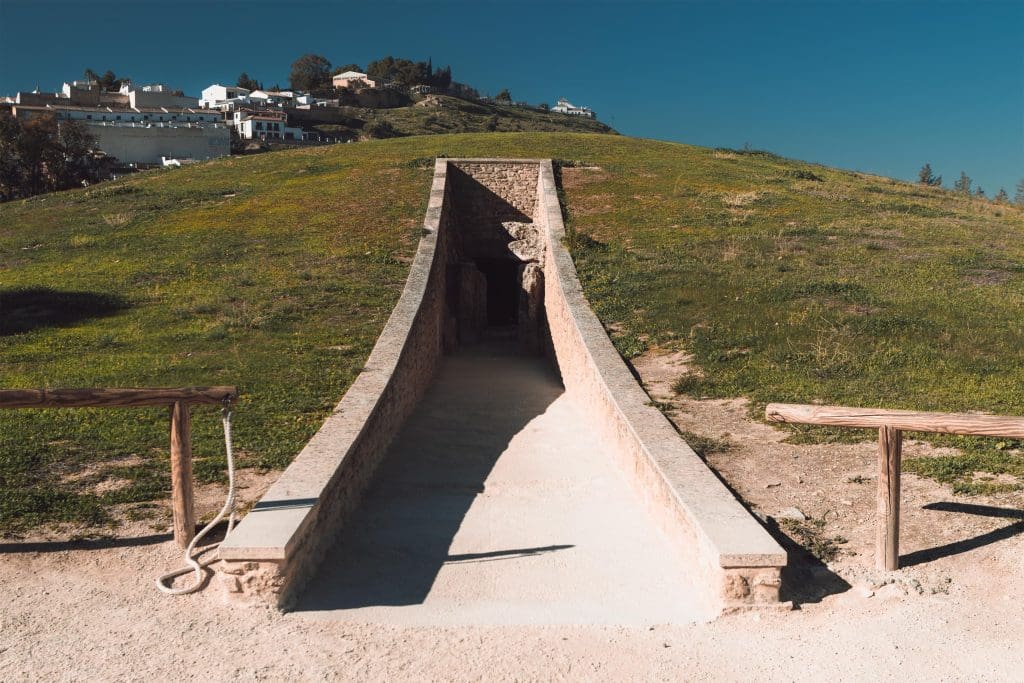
218, 159, 787, 615
445, 163, 547, 353
296, 341, 712, 625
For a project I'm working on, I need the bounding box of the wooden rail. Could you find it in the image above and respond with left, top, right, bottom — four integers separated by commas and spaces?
1, 386, 237, 548
766, 403, 1024, 570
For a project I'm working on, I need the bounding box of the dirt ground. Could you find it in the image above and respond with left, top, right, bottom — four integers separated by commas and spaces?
3, 348, 1023, 681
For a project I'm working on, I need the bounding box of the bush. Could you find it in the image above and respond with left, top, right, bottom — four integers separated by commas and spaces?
363, 120, 400, 139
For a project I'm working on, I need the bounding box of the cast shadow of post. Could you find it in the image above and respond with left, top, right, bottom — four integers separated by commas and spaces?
900, 501, 1024, 567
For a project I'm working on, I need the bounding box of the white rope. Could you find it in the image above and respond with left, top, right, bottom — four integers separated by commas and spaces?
156, 405, 236, 595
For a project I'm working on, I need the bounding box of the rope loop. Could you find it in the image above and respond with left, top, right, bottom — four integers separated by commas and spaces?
156, 406, 237, 595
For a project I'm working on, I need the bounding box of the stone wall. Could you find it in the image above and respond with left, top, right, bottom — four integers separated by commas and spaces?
533, 161, 788, 613
218, 159, 456, 606
447, 162, 538, 260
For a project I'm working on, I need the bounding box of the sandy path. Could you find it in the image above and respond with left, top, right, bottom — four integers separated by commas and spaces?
3, 535, 1022, 681
4, 347, 1023, 680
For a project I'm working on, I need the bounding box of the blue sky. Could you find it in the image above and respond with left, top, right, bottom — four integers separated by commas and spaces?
1, 0, 1021, 193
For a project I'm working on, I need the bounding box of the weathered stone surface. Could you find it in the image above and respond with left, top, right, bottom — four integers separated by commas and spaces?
518, 262, 545, 354
219, 559, 286, 602
448, 161, 541, 260
457, 262, 488, 344
504, 221, 545, 263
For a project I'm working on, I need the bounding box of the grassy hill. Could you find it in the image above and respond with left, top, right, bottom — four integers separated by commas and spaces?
2, 133, 1022, 533
316, 95, 615, 138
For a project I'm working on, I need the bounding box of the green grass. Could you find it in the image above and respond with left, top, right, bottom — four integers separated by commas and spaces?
556, 140, 1023, 493
2, 132, 1023, 533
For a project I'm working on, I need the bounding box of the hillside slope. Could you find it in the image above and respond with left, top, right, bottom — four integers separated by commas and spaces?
1, 133, 1022, 531
318, 95, 615, 138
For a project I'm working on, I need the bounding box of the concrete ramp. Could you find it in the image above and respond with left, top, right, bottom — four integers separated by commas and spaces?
296, 344, 711, 624
218, 159, 787, 617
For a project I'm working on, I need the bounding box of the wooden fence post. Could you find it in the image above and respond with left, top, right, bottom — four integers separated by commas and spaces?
877, 425, 902, 570
169, 400, 196, 549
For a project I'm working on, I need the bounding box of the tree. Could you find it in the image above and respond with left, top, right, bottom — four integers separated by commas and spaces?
229, 127, 247, 154
430, 65, 452, 89
0, 112, 111, 201
333, 63, 363, 74
917, 163, 941, 187
18, 114, 58, 195
237, 72, 261, 91
974, 186, 985, 198
55, 120, 95, 177
83, 68, 100, 85
994, 188, 1009, 203
289, 54, 332, 93
1015, 179, 1024, 207
495, 89, 512, 103
100, 70, 120, 91
0, 110, 23, 200
953, 171, 972, 195
365, 56, 447, 88
538, 102, 550, 111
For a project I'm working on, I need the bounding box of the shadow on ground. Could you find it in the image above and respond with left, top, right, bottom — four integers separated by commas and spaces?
295, 346, 562, 611
0, 288, 129, 336
0, 520, 235, 554
902, 502, 1024, 567
756, 516, 852, 606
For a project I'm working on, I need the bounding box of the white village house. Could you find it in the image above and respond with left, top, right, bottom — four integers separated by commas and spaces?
552, 97, 595, 118
230, 110, 304, 141
199, 84, 252, 109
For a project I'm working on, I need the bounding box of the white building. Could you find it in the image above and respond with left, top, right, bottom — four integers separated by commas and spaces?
332, 71, 376, 89
9, 103, 229, 165
200, 84, 252, 109
230, 110, 304, 141
122, 83, 199, 109
552, 97, 595, 119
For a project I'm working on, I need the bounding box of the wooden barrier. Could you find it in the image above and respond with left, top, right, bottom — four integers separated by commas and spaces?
766, 403, 1024, 570
0, 386, 237, 548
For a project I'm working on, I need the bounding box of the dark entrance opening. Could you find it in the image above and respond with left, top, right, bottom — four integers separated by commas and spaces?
474, 258, 519, 327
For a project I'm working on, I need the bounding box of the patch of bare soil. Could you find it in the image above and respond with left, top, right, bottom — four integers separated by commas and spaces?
560, 166, 609, 190
633, 347, 1024, 603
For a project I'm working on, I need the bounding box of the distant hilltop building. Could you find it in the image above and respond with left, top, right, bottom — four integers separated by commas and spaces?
332, 71, 377, 90
4, 79, 229, 166
552, 97, 595, 119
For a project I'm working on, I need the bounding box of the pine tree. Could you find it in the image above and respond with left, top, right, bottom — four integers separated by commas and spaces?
918, 163, 940, 186
954, 171, 972, 195
1015, 179, 1024, 206
974, 186, 985, 198
995, 188, 1009, 203
237, 72, 260, 91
